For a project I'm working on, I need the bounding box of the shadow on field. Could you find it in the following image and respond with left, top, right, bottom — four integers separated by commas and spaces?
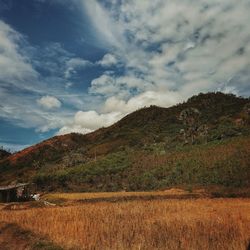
0, 222, 63, 250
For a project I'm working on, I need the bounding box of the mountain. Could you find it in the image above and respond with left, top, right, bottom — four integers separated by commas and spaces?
0, 92, 249, 192
0, 149, 11, 160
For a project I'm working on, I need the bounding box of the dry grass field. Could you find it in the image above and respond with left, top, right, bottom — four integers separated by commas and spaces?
0, 196, 250, 250
42, 189, 206, 203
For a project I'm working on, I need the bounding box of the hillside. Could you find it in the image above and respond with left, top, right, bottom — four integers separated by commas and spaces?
0, 92, 249, 191
0, 149, 11, 161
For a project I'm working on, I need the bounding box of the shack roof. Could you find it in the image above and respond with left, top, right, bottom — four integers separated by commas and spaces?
0, 183, 29, 191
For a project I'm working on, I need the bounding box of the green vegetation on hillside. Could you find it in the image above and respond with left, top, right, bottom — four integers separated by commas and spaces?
33, 136, 250, 192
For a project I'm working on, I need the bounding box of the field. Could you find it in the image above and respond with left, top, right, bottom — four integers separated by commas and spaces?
0, 193, 250, 250
42, 189, 206, 203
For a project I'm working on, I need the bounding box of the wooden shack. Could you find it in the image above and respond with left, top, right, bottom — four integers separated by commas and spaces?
0, 183, 30, 203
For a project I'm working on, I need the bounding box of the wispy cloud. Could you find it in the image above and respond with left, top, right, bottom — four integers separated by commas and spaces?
64, 57, 93, 79
0, 20, 38, 91
85, 0, 250, 100
82, 0, 123, 49
0, 20, 87, 132
1, 0, 250, 138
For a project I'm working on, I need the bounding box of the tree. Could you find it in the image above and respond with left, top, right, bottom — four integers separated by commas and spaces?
179, 108, 201, 144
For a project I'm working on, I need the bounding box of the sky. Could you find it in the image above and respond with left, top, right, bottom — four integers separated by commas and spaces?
0, 0, 250, 151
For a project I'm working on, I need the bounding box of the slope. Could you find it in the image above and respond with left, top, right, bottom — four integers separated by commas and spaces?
0, 92, 249, 189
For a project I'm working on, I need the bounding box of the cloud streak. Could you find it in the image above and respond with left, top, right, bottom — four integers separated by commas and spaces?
85, 0, 250, 100
0, 20, 38, 91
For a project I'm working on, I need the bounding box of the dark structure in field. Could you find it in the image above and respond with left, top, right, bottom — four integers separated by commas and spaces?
0, 183, 30, 202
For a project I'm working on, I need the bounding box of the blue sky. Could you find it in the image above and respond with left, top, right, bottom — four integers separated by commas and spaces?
0, 0, 250, 151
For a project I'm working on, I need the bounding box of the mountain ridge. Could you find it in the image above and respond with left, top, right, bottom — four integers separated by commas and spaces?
0, 92, 249, 190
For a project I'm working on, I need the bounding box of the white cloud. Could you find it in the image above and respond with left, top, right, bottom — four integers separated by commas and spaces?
74, 110, 122, 130
57, 125, 92, 135
104, 91, 182, 114
97, 53, 118, 67
89, 73, 154, 98
57, 110, 123, 135
37, 96, 62, 109
89, 74, 118, 96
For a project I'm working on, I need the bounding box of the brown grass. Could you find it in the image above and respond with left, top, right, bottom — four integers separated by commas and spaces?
0, 197, 250, 250
43, 189, 197, 200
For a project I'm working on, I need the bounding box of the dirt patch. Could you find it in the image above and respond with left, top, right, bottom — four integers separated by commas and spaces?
164, 188, 190, 194
1, 201, 49, 211
0, 222, 63, 250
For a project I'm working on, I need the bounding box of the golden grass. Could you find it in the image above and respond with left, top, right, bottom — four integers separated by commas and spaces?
43, 189, 194, 201
0, 198, 250, 250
